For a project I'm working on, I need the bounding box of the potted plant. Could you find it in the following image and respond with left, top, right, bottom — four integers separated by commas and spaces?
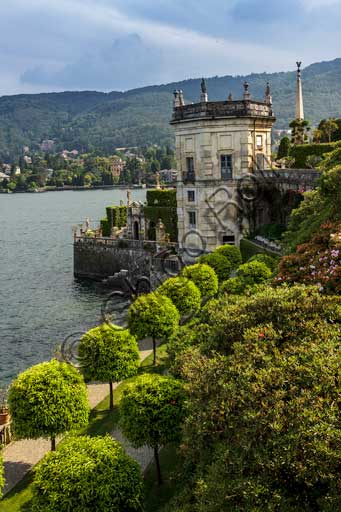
0, 388, 10, 426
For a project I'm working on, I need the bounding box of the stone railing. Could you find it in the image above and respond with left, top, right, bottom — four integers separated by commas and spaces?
254, 168, 320, 188
74, 236, 178, 252
171, 100, 274, 123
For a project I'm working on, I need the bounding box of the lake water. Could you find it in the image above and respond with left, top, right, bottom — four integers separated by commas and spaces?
0, 189, 146, 387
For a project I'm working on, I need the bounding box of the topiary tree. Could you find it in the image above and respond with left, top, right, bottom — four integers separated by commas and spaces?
78, 324, 140, 410
248, 253, 278, 271
31, 435, 143, 512
157, 277, 201, 317
128, 292, 179, 365
237, 261, 272, 285
277, 136, 290, 159
214, 245, 242, 269
120, 374, 185, 486
182, 263, 218, 298
8, 360, 89, 450
198, 253, 232, 282
0, 453, 4, 499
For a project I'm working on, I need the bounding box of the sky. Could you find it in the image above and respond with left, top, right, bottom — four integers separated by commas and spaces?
0, 0, 340, 96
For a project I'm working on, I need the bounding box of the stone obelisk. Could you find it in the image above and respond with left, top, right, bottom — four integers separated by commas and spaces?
295, 61, 304, 120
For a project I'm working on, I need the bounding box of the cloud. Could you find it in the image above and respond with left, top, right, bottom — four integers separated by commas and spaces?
0, 0, 341, 95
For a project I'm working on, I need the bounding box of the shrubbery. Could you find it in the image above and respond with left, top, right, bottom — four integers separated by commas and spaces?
277, 222, 341, 294
157, 277, 201, 316
248, 253, 278, 271
236, 260, 272, 284
214, 245, 242, 269
198, 253, 232, 282
8, 360, 89, 450
219, 276, 247, 295
31, 435, 143, 512
182, 263, 218, 298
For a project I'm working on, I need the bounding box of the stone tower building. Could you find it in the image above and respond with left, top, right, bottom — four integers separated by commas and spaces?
171, 80, 276, 253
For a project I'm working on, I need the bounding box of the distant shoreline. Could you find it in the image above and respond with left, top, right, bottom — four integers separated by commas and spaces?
0, 184, 174, 194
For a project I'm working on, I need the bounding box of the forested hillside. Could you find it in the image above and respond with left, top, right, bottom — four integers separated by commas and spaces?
1, 58, 341, 161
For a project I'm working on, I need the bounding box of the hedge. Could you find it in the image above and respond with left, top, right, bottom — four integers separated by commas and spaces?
144, 206, 178, 242
146, 189, 177, 207
240, 239, 281, 262
290, 142, 336, 168
100, 218, 111, 237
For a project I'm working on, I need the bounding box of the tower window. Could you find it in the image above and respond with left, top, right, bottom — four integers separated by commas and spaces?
187, 190, 195, 202
256, 135, 263, 148
188, 211, 196, 228
256, 153, 266, 169
186, 157, 195, 174
221, 155, 232, 180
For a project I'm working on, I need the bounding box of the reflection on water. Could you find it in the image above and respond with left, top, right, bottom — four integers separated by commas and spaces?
0, 189, 146, 386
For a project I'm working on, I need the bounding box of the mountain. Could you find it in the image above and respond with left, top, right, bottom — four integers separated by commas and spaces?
1, 58, 341, 161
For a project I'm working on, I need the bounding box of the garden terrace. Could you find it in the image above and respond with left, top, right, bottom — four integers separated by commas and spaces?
171, 100, 274, 123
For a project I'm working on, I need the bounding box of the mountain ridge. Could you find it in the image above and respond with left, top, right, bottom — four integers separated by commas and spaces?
1, 58, 341, 160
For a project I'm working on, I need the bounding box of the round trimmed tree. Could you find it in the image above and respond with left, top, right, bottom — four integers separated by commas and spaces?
157, 277, 201, 316
31, 435, 143, 512
128, 292, 179, 365
8, 360, 89, 450
237, 260, 272, 285
182, 263, 218, 298
248, 253, 278, 271
120, 374, 185, 486
198, 252, 232, 282
78, 324, 140, 410
215, 245, 242, 269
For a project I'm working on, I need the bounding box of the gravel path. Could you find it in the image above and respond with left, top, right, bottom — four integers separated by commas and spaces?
2, 346, 153, 495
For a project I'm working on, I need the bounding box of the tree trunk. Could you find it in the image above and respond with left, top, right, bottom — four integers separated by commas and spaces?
109, 381, 114, 410
154, 445, 162, 486
51, 436, 56, 451
153, 337, 156, 366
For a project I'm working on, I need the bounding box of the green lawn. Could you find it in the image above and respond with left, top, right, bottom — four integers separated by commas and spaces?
0, 344, 178, 512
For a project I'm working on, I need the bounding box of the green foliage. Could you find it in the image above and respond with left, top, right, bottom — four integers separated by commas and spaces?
100, 218, 110, 237
277, 222, 341, 294
198, 253, 232, 282
214, 245, 242, 269
290, 142, 336, 168
157, 277, 201, 316
106, 206, 127, 229
176, 321, 341, 511
181, 263, 218, 298
283, 145, 341, 252
8, 360, 89, 441
219, 276, 247, 295
146, 189, 177, 207
120, 374, 185, 449
236, 260, 272, 284
248, 253, 278, 271
277, 136, 290, 159
128, 292, 179, 341
144, 205, 178, 242
200, 284, 341, 354
78, 324, 140, 383
240, 238, 279, 262
31, 435, 143, 512
0, 453, 4, 499
318, 118, 341, 142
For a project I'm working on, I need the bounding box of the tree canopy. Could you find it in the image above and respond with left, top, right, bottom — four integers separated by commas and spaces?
31, 435, 143, 512
8, 360, 89, 450
78, 324, 140, 409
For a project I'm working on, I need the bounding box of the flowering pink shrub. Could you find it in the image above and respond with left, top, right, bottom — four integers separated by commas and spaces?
276, 222, 341, 294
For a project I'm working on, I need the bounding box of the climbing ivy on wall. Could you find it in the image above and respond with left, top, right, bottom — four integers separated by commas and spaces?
146, 189, 177, 207
144, 189, 178, 242
100, 206, 127, 237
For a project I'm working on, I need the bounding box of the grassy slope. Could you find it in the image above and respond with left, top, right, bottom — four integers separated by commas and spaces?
0, 344, 180, 512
